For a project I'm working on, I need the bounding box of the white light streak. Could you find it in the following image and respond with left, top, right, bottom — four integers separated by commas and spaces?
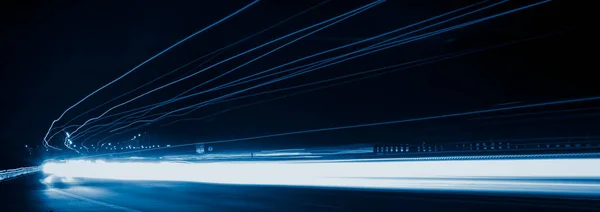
42, 158, 600, 195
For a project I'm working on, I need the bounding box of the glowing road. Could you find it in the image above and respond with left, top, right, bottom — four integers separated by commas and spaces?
40, 156, 600, 196
5, 153, 600, 211
2, 172, 599, 212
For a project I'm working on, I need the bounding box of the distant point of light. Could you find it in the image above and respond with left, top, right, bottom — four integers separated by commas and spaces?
24, 145, 28, 148
108, 143, 111, 146
166, 145, 171, 147
138, 134, 141, 137
42, 158, 600, 195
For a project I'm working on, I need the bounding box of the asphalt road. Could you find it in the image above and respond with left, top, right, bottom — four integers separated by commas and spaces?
2, 173, 600, 212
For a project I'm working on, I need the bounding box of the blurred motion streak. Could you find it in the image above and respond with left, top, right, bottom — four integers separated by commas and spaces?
42, 158, 600, 196
0, 166, 40, 182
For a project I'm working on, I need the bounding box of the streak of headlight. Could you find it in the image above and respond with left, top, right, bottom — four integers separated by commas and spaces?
46, 51, 220, 143
66, 1, 334, 142
74, 24, 478, 141
469, 106, 600, 120
42, 159, 600, 195
72, 1, 382, 143
68, 0, 385, 137
46, 0, 331, 142
106, 0, 523, 132
75, 0, 550, 143
85, 93, 600, 159
42, 0, 261, 149
113, 27, 538, 134
113, 0, 495, 125
479, 112, 600, 126
70, 0, 497, 138
210, 0, 497, 92
107, 0, 551, 134
161, 33, 552, 126
108, 1, 385, 132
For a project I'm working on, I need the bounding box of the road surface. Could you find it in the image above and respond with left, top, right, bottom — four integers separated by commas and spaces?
2, 173, 600, 212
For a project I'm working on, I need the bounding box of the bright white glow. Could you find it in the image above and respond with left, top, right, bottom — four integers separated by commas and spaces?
43, 175, 54, 183
138, 134, 141, 137
166, 145, 170, 147
254, 152, 310, 157
41, 159, 600, 195
157, 145, 160, 147
108, 143, 111, 146
73, 144, 76, 147
61, 176, 75, 183
24, 145, 28, 148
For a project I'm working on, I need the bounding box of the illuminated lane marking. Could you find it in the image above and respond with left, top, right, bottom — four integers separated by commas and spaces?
48, 187, 141, 212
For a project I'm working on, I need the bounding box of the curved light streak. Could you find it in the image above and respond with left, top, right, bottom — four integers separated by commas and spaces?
42, 0, 261, 149
68, 0, 385, 137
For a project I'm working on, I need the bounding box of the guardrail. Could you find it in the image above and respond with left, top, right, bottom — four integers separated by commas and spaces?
0, 166, 41, 182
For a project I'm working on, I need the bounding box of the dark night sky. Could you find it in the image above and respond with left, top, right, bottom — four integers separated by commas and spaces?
0, 0, 591, 168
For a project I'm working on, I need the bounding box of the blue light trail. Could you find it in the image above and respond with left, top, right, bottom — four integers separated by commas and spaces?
66, 0, 553, 148
42, 158, 600, 196
104, 0, 496, 129
42, 0, 261, 149
106, 0, 550, 134
120, 0, 493, 122
45, 0, 331, 142
87, 27, 555, 145
98, 0, 518, 133
109, 1, 387, 132
67, 1, 385, 143
160, 33, 552, 126
65, 0, 499, 141
67, 0, 385, 137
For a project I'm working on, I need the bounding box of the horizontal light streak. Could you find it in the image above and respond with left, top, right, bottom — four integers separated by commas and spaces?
42, 158, 600, 195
